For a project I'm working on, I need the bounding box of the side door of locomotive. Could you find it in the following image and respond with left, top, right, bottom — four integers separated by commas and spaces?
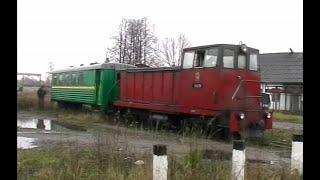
179, 47, 221, 110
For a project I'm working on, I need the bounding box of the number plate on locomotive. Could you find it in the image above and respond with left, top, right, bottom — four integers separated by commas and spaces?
192, 83, 203, 88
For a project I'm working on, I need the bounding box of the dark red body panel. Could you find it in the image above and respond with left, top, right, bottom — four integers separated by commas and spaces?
114, 67, 262, 124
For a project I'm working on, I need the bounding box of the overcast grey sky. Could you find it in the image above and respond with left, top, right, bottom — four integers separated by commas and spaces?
18, 0, 303, 78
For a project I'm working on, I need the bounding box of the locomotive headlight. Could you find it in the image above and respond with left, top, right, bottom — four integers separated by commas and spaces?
241, 44, 247, 53
266, 112, 272, 119
239, 113, 245, 120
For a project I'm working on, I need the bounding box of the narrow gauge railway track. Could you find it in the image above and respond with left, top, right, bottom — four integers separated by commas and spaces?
113, 113, 294, 150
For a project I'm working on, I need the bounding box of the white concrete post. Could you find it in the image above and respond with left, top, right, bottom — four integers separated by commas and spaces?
153, 144, 168, 180
232, 140, 245, 180
291, 134, 303, 175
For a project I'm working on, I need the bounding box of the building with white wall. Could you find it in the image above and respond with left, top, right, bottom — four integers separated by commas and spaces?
260, 52, 303, 114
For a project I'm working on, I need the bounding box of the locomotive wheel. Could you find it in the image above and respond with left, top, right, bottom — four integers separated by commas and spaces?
222, 128, 232, 142
122, 109, 137, 127
207, 126, 230, 141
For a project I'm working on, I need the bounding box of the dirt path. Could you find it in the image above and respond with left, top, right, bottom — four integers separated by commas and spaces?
17, 110, 292, 166
273, 121, 303, 131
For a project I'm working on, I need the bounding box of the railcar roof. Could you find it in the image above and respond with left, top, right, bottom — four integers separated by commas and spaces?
183, 44, 259, 51
124, 66, 181, 72
51, 62, 136, 73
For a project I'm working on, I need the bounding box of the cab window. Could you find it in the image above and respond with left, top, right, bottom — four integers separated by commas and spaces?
182, 51, 194, 69
194, 50, 205, 67
223, 49, 234, 68
249, 54, 258, 71
238, 55, 246, 69
203, 48, 218, 67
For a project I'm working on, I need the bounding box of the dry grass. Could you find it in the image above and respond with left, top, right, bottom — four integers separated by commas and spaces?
247, 128, 303, 150
56, 111, 106, 127
18, 131, 302, 180
18, 146, 301, 180
17, 91, 56, 110
246, 163, 301, 180
18, 148, 152, 180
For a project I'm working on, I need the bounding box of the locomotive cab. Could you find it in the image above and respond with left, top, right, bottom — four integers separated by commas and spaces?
180, 43, 273, 139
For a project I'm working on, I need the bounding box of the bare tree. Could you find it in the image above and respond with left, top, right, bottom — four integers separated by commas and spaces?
107, 17, 159, 66
156, 34, 191, 67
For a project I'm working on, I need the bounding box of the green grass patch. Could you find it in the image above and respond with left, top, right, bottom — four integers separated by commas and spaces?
274, 112, 303, 123
248, 128, 303, 149
265, 128, 302, 147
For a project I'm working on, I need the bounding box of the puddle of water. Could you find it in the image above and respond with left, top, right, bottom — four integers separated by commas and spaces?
17, 136, 37, 149
17, 119, 87, 132
18, 119, 51, 130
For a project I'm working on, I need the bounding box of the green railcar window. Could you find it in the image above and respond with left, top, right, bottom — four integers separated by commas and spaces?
52, 75, 57, 85
59, 74, 64, 85
58, 74, 63, 85
71, 73, 77, 86
78, 73, 84, 86
82, 70, 95, 86
66, 74, 71, 85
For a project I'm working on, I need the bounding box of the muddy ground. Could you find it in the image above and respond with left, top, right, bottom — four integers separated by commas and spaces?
17, 110, 302, 167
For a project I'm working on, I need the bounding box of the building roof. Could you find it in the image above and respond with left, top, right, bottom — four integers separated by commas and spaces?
51, 62, 136, 73
259, 52, 303, 84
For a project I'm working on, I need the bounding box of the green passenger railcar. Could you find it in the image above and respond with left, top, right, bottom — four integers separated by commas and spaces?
50, 63, 136, 111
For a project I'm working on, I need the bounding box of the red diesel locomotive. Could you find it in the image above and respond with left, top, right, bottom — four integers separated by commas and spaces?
114, 43, 273, 139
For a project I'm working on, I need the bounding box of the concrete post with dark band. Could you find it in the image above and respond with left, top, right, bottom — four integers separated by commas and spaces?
291, 134, 303, 175
153, 145, 168, 180
232, 140, 245, 180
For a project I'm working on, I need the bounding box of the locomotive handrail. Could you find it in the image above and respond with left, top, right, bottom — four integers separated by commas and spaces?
231, 79, 243, 100
235, 96, 262, 100
241, 79, 261, 83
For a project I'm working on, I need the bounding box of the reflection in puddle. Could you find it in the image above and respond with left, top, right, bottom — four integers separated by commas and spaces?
17, 119, 86, 131
17, 136, 37, 149
18, 119, 51, 130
